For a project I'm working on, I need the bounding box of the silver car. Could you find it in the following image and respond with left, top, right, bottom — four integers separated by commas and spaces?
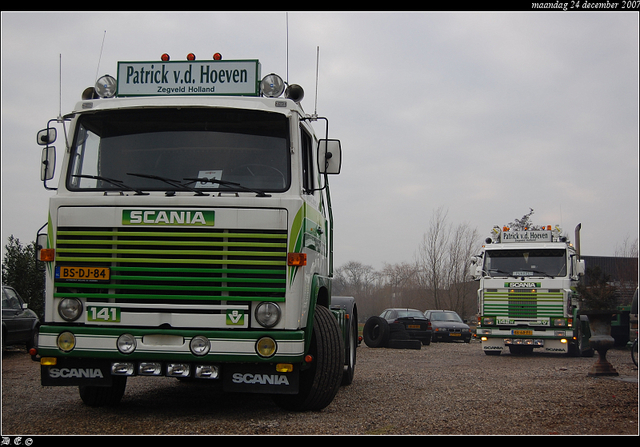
424, 310, 471, 343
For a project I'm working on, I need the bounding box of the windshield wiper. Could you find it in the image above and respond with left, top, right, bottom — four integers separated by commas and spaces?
184, 177, 271, 197
73, 175, 148, 195
127, 173, 209, 196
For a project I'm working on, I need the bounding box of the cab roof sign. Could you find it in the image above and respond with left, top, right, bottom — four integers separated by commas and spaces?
116, 59, 261, 97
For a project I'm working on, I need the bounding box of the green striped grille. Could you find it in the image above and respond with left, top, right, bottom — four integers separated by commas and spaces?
53, 227, 287, 304
483, 290, 564, 318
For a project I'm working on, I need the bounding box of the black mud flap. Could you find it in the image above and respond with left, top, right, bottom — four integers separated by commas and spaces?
223, 363, 299, 395
41, 358, 114, 387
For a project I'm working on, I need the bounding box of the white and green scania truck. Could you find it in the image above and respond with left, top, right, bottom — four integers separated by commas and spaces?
471, 224, 592, 356
33, 53, 357, 411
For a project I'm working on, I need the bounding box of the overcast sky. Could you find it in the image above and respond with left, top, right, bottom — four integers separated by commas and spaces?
2, 11, 638, 271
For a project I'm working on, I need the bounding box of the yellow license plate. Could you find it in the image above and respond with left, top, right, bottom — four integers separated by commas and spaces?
56, 266, 110, 281
513, 330, 533, 336
407, 325, 421, 329
450, 333, 461, 336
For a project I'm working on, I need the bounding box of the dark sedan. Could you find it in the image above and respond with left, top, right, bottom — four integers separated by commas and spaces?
424, 310, 471, 343
2, 286, 39, 352
380, 308, 432, 345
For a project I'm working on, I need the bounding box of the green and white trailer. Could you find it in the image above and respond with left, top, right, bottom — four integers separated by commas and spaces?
33, 54, 357, 411
471, 224, 591, 356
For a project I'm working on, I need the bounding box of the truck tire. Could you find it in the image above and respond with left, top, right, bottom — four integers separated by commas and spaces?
341, 314, 357, 386
363, 316, 390, 348
79, 376, 127, 407
273, 305, 343, 411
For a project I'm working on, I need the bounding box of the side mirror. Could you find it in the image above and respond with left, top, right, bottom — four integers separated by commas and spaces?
576, 259, 585, 276
37, 128, 57, 146
41, 146, 56, 181
318, 139, 342, 175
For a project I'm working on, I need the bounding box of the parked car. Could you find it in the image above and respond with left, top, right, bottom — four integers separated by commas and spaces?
424, 310, 471, 343
2, 286, 40, 352
375, 308, 432, 346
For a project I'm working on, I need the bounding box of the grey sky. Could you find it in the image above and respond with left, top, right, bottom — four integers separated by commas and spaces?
2, 11, 638, 270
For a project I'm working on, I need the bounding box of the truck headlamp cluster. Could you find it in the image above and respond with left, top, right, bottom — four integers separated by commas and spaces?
58, 298, 83, 321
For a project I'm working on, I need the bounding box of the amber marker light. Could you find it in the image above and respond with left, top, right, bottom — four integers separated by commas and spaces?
187, 53, 196, 61
213, 52, 222, 60
161, 53, 170, 61
39, 248, 55, 262
287, 253, 307, 266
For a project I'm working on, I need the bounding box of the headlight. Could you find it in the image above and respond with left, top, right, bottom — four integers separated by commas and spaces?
553, 318, 567, 327
117, 334, 137, 354
95, 75, 117, 98
260, 74, 285, 98
256, 337, 277, 358
57, 331, 76, 352
255, 302, 281, 328
482, 316, 495, 326
190, 336, 211, 356
58, 298, 83, 321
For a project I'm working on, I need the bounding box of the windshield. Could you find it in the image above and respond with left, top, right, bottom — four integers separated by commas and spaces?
67, 108, 290, 194
430, 312, 463, 322
397, 309, 425, 319
483, 248, 567, 277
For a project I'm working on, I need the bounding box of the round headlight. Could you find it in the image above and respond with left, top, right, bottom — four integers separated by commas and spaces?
190, 336, 211, 356
260, 74, 285, 98
117, 334, 137, 355
256, 337, 277, 358
255, 302, 281, 328
58, 298, 83, 321
95, 75, 117, 98
57, 331, 76, 352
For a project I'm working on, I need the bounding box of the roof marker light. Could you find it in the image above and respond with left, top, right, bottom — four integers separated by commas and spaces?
213, 52, 222, 60
187, 53, 196, 61
161, 53, 170, 61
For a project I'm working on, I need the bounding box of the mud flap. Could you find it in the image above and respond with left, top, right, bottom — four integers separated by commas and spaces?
41, 358, 114, 386
222, 363, 299, 394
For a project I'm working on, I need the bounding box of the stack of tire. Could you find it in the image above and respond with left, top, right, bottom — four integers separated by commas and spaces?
362, 316, 422, 350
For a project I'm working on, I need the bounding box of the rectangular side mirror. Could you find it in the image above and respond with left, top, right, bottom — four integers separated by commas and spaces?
37, 127, 57, 146
318, 139, 342, 175
41, 146, 56, 181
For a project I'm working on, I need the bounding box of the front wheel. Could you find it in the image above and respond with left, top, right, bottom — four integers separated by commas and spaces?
273, 306, 343, 411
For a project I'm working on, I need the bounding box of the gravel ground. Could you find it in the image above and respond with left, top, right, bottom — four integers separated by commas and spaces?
2, 340, 638, 436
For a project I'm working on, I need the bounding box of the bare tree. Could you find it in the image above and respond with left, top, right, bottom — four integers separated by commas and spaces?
381, 262, 419, 307
445, 222, 480, 316
416, 207, 451, 309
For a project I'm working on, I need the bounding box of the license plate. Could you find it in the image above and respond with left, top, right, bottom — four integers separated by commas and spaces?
450, 333, 461, 336
55, 266, 110, 281
87, 306, 121, 323
407, 324, 421, 329
513, 330, 533, 335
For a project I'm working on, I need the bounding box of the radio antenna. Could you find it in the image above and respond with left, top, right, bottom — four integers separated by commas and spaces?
285, 13, 289, 84
313, 46, 320, 117
58, 54, 62, 121
95, 30, 107, 83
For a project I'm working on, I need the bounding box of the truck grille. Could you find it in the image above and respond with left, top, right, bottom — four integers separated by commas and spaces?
483, 289, 564, 319
53, 227, 287, 304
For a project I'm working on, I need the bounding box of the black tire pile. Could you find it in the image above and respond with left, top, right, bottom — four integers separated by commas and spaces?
362, 316, 422, 350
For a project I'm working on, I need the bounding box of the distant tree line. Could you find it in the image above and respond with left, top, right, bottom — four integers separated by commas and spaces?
2, 236, 45, 318
333, 207, 481, 322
